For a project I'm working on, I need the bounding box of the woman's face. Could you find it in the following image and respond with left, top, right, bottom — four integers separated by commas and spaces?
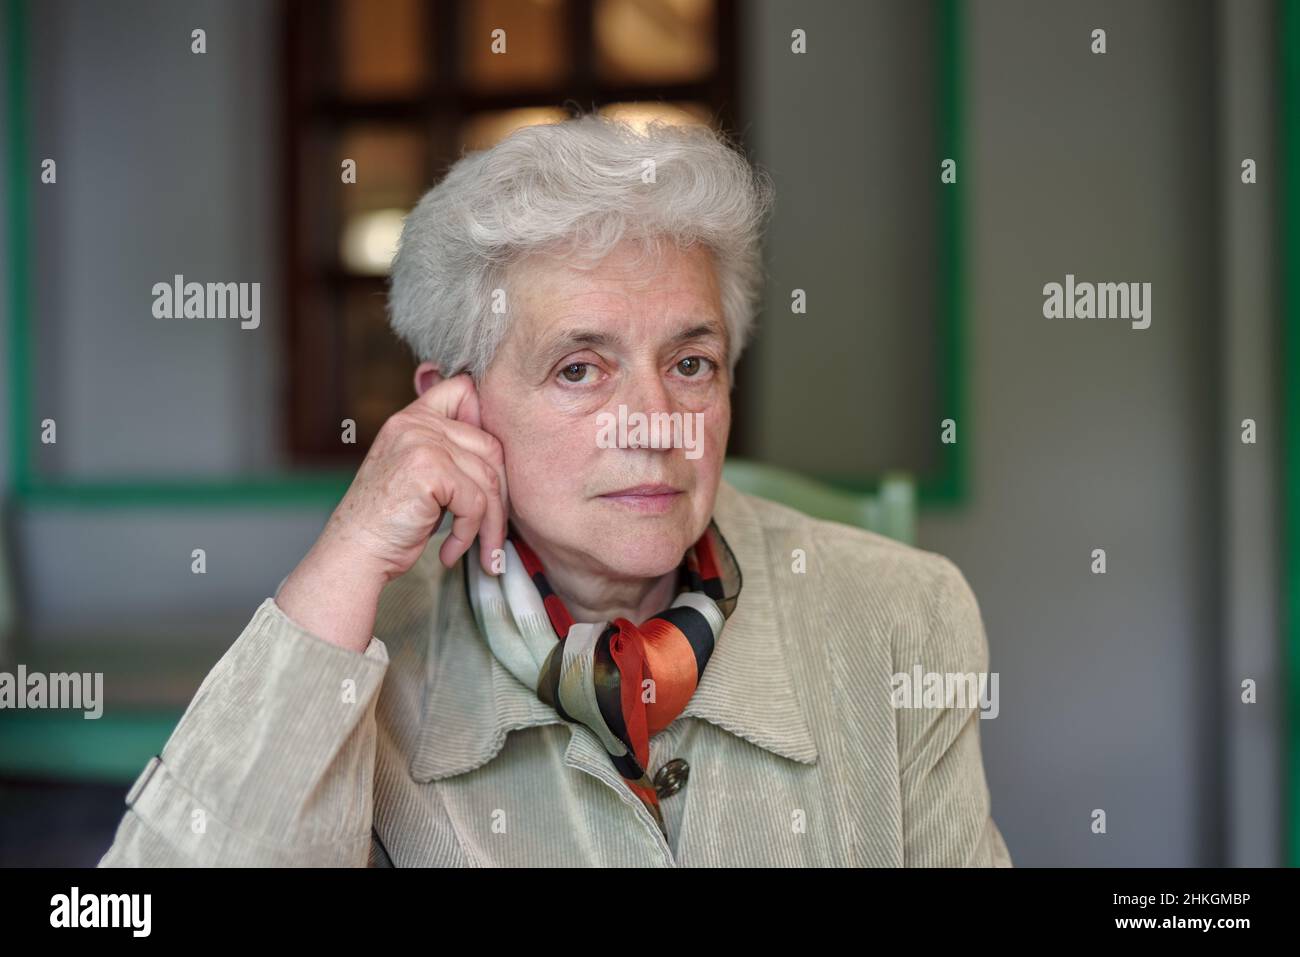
477, 238, 731, 581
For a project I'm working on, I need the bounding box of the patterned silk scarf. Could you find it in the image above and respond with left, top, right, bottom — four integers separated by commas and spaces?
465, 521, 742, 835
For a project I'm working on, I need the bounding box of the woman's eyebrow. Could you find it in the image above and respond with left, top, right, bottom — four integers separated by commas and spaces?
667, 321, 724, 347
535, 328, 617, 359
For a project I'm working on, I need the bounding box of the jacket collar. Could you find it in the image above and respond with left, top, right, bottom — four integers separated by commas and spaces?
408, 478, 819, 783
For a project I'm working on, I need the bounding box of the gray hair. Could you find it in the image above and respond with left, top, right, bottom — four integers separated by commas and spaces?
387, 113, 776, 381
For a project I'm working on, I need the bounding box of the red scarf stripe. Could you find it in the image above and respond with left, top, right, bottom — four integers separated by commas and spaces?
608, 619, 651, 770
510, 533, 545, 576
541, 594, 574, 638
510, 534, 575, 636
694, 528, 722, 582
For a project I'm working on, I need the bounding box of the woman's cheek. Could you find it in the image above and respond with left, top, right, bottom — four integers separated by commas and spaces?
704, 395, 730, 454
513, 421, 599, 496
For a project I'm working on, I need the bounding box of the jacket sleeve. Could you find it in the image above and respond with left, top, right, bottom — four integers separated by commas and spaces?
97, 596, 389, 867
896, 557, 1013, 867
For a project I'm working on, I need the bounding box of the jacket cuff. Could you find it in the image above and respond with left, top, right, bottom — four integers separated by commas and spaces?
121, 597, 388, 855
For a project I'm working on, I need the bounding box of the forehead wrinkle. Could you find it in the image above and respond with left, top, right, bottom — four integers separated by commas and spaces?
514, 270, 727, 360
531, 325, 621, 361
535, 317, 723, 360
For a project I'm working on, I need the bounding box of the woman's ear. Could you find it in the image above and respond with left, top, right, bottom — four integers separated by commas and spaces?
413, 361, 444, 398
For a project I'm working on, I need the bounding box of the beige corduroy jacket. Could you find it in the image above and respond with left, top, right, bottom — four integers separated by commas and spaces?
98, 479, 1013, 867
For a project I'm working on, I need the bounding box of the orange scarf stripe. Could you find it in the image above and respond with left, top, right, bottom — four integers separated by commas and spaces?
639, 618, 701, 726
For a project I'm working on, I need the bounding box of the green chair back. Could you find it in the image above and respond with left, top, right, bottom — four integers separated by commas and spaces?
722, 458, 916, 545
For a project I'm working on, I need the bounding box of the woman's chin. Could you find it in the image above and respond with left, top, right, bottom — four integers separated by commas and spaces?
587, 530, 696, 581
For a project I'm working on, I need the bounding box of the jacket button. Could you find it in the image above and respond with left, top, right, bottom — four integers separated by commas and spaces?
654, 758, 690, 798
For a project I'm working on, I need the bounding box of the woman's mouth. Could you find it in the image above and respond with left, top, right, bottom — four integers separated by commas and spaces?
597, 484, 684, 513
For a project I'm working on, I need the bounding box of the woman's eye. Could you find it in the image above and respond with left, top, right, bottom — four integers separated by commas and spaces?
559, 362, 595, 384
675, 356, 713, 378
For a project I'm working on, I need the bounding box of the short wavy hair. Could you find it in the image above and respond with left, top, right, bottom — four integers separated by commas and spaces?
387, 112, 776, 381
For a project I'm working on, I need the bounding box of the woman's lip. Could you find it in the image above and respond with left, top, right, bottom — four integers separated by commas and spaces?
599, 485, 682, 497
597, 487, 684, 513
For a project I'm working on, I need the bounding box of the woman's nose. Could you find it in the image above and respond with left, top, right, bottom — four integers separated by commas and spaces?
620, 367, 676, 414
615, 371, 678, 450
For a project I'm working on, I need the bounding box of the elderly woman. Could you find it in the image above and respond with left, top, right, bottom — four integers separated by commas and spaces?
99, 115, 1011, 867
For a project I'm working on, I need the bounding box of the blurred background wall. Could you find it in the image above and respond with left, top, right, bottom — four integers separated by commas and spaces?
0, 0, 1288, 867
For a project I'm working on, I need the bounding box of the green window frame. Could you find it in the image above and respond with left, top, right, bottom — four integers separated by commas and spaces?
1280, 0, 1300, 869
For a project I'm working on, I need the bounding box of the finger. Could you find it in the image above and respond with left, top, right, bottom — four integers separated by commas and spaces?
440, 417, 502, 466
446, 447, 508, 574
412, 372, 478, 424
441, 419, 508, 510
451, 376, 483, 429
432, 464, 490, 568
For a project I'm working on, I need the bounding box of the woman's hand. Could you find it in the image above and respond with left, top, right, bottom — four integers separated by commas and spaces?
275, 373, 508, 652
332, 372, 508, 579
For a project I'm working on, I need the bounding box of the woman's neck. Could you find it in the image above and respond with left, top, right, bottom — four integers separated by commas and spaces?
534, 556, 679, 624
